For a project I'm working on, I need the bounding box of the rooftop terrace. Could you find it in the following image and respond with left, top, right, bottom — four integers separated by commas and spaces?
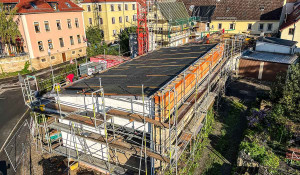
63, 43, 216, 97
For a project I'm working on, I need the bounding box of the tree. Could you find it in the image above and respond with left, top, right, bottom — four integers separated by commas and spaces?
118, 26, 137, 55
0, 3, 21, 55
270, 63, 300, 122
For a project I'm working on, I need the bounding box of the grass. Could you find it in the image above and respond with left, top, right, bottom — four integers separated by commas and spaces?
202, 98, 247, 175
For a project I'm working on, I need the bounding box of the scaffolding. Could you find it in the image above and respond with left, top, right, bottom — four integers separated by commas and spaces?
21, 39, 242, 175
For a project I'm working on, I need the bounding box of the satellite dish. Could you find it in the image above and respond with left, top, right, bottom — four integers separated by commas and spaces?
189, 5, 195, 12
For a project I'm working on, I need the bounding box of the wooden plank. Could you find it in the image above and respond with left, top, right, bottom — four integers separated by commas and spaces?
106, 109, 170, 128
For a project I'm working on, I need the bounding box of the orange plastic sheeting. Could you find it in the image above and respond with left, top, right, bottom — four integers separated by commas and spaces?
155, 44, 224, 121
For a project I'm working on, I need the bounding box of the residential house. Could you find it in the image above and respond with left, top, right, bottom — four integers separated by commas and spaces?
280, 1, 300, 47
78, 0, 137, 43
1, 0, 87, 70
239, 37, 298, 81
148, 1, 191, 50
182, 0, 285, 35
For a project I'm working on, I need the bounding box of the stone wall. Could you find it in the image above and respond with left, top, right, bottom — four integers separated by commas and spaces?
0, 55, 30, 73
0, 47, 86, 73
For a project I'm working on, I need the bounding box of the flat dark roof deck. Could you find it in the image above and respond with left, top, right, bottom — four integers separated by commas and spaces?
63, 43, 216, 97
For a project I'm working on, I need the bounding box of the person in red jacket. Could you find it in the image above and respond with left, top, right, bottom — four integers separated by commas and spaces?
66, 73, 74, 84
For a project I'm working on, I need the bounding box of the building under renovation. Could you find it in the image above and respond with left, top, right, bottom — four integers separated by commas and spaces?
21, 37, 242, 174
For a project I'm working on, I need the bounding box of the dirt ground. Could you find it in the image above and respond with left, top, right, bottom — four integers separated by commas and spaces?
194, 78, 271, 175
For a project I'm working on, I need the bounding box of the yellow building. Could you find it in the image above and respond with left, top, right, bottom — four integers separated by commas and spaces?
182, 0, 285, 35
79, 0, 137, 43
148, 2, 191, 50
280, 2, 300, 47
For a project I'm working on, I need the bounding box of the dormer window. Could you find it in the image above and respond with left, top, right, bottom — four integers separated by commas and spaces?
260, 6, 265, 11
30, 2, 37, 9
49, 3, 58, 11
226, 7, 230, 12
65, 2, 71, 8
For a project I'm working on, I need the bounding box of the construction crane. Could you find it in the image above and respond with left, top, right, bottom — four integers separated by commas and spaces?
136, 0, 149, 55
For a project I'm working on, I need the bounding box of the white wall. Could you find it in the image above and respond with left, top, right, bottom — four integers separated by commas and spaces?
61, 131, 108, 160
256, 41, 292, 54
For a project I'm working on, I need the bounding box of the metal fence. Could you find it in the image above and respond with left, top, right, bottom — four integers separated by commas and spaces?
4, 120, 31, 172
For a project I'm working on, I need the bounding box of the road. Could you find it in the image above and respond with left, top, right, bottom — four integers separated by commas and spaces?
0, 89, 29, 151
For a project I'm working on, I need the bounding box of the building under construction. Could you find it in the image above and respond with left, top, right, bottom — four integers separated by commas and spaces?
21, 38, 242, 175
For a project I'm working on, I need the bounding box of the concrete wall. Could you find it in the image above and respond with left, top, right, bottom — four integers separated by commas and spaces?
256, 41, 293, 54
59, 95, 150, 132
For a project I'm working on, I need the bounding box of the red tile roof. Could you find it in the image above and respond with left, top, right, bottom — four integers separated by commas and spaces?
81, 0, 135, 3
280, 4, 300, 31
182, 0, 285, 21
0, 0, 83, 14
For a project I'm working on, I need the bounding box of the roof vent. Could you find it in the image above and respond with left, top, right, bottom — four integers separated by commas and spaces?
260, 6, 265, 11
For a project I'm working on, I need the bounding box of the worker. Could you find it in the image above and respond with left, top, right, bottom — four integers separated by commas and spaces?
66, 73, 74, 84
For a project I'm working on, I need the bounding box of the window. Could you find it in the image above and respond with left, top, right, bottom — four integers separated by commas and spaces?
87, 5, 91, 11
48, 39, 53, 49
72, 51, 75, 54
77, 35, 81, 43
56, 20, 61, 30
132, 4, 135, 10
248, 23, 252, 30
99, 18, 103, 24
89, 18, 92, 25
44, 21, 50, 32
51, 56, 55, 60
126, 16, 129, 22
267, 23, 273, 31
98, 5, 102, 11
59, 38, 64, 47
125, 4, 128, 10
34, 22, 40, 33
113, 30, 116, 36
119, 16, 122, 23
229, 23, 235, 30
38, 41, 44, 51
67, 19, 72, 28
41, 58, 46, 62
259, 23, 264, 31
112, 17, 115, 24
70, 36, 74, 45
111, 5, 114, 11
158, 27, 163, 34
118, 4, 121, 11
79, 49, 82, 52
75, 18, 79, 28
65, 2, 71, 8
218, 23, 222, 30
289, 28, 295, 35
149, 27, 153, 32
30, 2, 37, 9
133, 15, 137, 21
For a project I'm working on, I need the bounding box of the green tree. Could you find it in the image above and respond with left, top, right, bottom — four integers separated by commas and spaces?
86, 26, 119, 57
270, 63, 300, 122
118, 26, 137, 55
0, 3, 21, 55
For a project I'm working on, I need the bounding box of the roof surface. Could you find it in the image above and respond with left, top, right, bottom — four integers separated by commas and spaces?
63, 43, 216, 97
181, 0, 284, 21
191, 5, 216, 22
258, 37, 298, 47
157, 2, 190, 23
280, 4, 300, 30
1, 0, 83, 14
81, 0, 135, 3
242, 50, 298, 64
